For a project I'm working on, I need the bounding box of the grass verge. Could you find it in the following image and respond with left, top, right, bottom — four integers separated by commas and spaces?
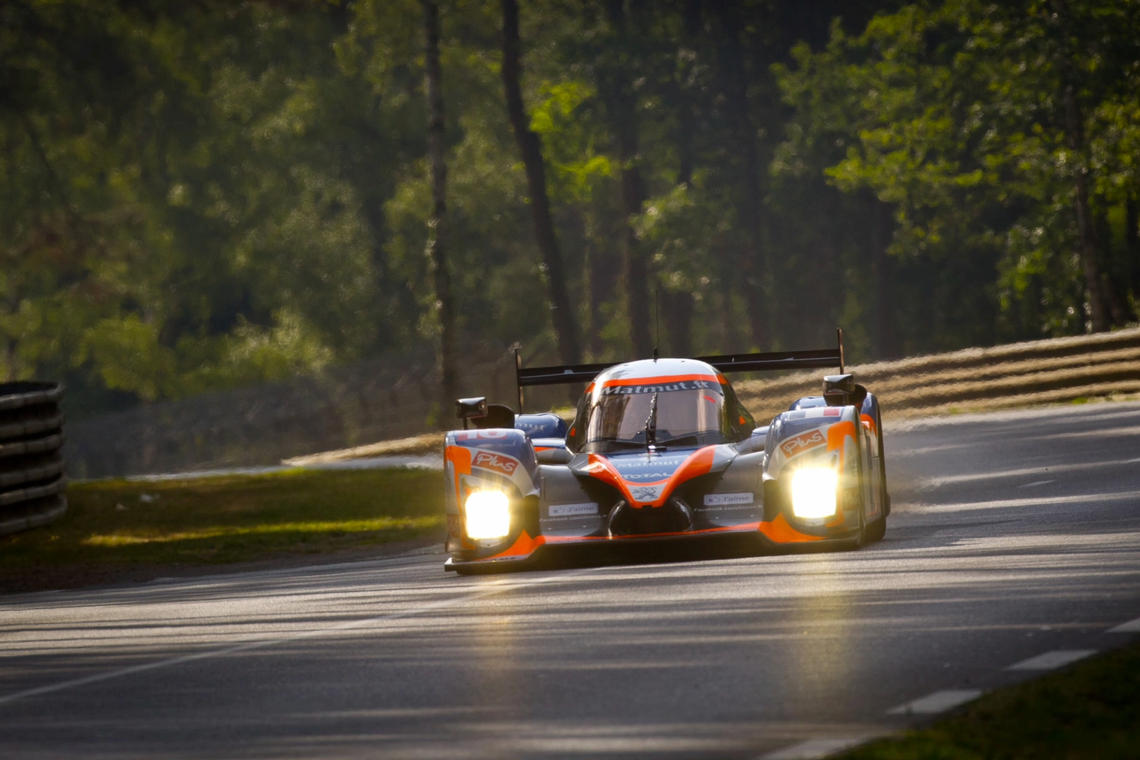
0, 467, 444, 594
838, 640, 1140, 760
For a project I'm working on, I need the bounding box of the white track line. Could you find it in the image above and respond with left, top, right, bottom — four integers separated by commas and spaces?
887, 689, 982, 715
1007, 650, 1096, 671
1018, 480, 1055, 488
0, 570, 590, 707
1108, 616, 1140, 633
761, 738, 864, 760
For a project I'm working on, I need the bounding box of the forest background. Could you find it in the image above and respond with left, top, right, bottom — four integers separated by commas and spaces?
4, 0, 1139, 423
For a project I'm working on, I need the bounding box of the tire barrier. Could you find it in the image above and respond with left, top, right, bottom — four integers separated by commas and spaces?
0, 382, 67, 537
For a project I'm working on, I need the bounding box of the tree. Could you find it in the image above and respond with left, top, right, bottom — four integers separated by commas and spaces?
778, 0, 1140, 346
711, 2, 769, 350
596, 0, 653, 358
422, 0, 457, 418
500, 0, 582, 367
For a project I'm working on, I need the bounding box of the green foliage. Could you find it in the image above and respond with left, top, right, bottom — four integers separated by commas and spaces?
838, 640, 1140, 760
3, 0, 1137, 420
778, 0, 1140, 347
530, 80, 614, 202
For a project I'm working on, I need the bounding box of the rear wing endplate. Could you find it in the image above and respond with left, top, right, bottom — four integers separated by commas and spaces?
514, 329, 846, 412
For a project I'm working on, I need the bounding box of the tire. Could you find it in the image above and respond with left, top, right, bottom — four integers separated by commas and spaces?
845, 422, 868, 551
864, 407, 888, 543
864, 502, 886, 543
849, 498, 867, 550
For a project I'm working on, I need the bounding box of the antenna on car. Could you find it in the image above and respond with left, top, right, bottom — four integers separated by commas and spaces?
653, 288, 660, 361
514, 345, 524, 413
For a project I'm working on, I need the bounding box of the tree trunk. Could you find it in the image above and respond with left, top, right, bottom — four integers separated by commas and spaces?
662, 0, 700, 358
500, 0, 582, 367
663, 291, 694, 356
713, 6, 767, 350
1052, 0, 1123, 331
1095, 205, 1134, 323
599, 0, 653, 358
585, 230, 610, 358
1127, 197, 1139, 302
423, 0, 457, 422
871, 197, 896, 359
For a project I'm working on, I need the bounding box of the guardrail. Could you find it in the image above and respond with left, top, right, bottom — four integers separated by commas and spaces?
735, 326, 1140, 423
0, 382, 67, 537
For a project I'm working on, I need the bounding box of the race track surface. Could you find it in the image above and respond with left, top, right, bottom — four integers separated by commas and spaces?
3, 402, 1140, 759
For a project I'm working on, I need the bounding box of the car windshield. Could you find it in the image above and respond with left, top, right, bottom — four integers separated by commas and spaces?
584, 383, 729, 452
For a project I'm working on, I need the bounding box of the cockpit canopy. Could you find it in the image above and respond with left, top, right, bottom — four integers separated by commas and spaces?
568, 360, 755, 453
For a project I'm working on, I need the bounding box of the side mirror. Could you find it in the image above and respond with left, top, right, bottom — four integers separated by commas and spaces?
822, 374, 856, 406
456, 397, 488, 430
471, 403, 515, 430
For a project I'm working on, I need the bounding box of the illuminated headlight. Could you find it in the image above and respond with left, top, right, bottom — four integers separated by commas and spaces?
464, 490, 511, 539
790, 467, 839, 520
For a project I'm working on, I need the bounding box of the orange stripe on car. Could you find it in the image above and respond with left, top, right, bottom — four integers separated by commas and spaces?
598, 373, 726, 388
586, 446, 717, 508
489, 530, 546, 559
444, 445, 472, 500
759, 513, 824, 543
827, 420, 857, 453
861, 413, 877, 436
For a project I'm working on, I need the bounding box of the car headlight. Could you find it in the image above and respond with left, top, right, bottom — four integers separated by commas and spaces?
790, 467, 839, 520
464, 489, 511, 539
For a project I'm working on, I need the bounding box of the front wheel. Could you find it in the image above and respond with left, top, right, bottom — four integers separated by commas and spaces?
864, 461, 888, 543
864, 506, 886, 543
845, 424, 869, 550
864, 406, 888, 543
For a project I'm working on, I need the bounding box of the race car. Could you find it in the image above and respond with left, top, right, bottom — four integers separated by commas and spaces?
442, 332, 888, 572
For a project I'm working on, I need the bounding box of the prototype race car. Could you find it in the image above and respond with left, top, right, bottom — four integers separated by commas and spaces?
442, 332, 888, 572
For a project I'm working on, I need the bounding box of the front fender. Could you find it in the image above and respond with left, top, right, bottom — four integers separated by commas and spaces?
443, 429, 540, 556
762, 406, 865, 537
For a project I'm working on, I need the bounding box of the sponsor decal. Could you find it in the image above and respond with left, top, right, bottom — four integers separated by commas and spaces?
703, 492, 754, 507
548, 502, 598, 517
613, 457, 685, 469
601, 379, 722, 396
778, 428, 827, 459
453, 429, 509, 441
609, 456, 686, 481
630, 485, 663, 502
823, 407, 841, 417
472, 450, 519, 476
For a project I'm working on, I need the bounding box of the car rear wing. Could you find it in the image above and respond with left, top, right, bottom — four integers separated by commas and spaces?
514, 329, 846, 411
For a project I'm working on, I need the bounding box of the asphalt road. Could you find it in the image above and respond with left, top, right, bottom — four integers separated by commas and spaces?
3, 402, 1140, 760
